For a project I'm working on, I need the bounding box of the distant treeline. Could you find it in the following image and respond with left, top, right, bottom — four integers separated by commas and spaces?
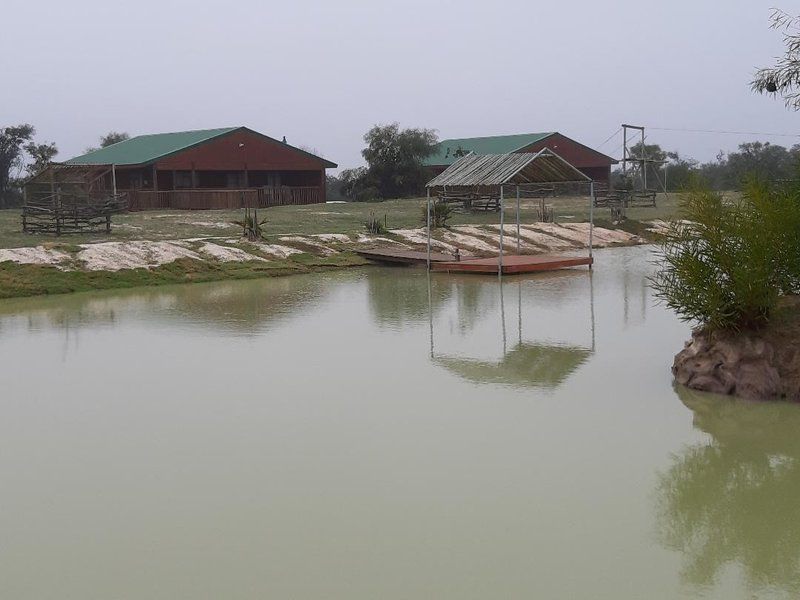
615, 141, 800, 192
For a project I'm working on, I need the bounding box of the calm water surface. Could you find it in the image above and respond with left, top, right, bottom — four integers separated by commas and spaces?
1, 245, 799, 599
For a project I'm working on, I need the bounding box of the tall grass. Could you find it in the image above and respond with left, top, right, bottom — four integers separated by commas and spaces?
651, 178, 800, 331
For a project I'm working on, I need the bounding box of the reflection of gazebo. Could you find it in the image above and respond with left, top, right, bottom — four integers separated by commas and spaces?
429, 274, 596, 389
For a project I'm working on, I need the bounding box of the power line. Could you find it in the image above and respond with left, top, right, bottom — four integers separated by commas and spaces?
597, 127, 622, 148
647, 126, 800, 138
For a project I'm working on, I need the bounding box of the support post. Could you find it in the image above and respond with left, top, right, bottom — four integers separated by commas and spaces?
515, 185, 520, 254
498, 185, 504, 278
426, 187, 431, 270
112, 164, 117, 196
641, 128, 647, 192
589, 181, 595, 268
152, 164, 158, 191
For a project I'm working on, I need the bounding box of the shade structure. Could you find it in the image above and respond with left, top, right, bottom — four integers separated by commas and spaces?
426, 148, 591, 189
424, 149, 596, 273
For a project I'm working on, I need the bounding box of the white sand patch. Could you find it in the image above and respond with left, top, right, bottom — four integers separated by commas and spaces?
279, 236, 338, 256
645, 219, 671, 234
440, 228, 498, 254
392, 229, 459, 253
189, 221, 237, 229
77, 241, 202, 271
0, 246, 72, 267
198, 242, 267, 262
354, 234, 411, 247
561, 223, 640, 245
474, 224, 568, 250
248, 242, 304, 258
524, 223, 588, 246
312, 233, 352, 243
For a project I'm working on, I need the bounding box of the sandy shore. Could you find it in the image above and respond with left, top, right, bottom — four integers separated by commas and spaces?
0, 222, 642, 272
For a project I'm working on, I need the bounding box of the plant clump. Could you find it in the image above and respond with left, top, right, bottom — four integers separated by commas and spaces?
651, 178, 800, 331
422, 199, 453, 229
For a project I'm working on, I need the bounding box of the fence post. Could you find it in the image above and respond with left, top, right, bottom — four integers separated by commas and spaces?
55, 186, 61, 236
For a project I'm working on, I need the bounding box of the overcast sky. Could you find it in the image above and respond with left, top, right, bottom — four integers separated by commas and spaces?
2, 0, 797, 171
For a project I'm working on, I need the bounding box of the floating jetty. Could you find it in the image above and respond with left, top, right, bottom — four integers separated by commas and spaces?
432, 254, 592, 274
357, 247, 592, 274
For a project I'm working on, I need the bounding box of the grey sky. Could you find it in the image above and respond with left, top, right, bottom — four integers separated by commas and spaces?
1, 0, 796, 171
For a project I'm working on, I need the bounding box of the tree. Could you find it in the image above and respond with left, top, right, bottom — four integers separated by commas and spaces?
100, 131, 129, 147
360, 123, 438, 199
0, 124, 35, 208
752, 9, 800, 110
24, 141, 58, 177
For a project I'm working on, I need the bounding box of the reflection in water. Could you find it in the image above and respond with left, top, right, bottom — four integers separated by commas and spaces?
428, 271, 595, 389
656, 387, 800, 594
0, 273, 331, 337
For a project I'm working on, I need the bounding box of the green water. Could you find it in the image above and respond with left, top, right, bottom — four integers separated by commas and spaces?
1, 245, 798, 599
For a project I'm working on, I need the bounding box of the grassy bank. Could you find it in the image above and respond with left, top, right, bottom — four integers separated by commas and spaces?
0, 252, 369, 299
0, 193, 681, 250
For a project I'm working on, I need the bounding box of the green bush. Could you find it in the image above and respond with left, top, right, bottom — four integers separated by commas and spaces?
422, 199, 453, 229
651, 178, 800, 331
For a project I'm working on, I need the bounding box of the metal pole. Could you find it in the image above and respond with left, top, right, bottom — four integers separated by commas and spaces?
498, 185, 504, 278
589, 181, 595, 268
641, 128, 647, 191
426, 187, 431, 270
112, 164, 117, 196
515, 184, 520, 254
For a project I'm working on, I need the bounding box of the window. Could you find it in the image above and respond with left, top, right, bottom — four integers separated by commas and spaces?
175, 171, 193, 188
226, 172, 245, 188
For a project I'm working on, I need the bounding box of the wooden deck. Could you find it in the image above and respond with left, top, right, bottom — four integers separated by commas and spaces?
355, 248, 455, 265
357, 247, 593, 274
432, 254, 593, 274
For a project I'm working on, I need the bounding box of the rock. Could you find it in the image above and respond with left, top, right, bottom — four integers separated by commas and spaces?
673, 329, 781, 400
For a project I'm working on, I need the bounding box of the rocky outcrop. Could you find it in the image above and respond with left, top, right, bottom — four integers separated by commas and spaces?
673, 315, 800, 401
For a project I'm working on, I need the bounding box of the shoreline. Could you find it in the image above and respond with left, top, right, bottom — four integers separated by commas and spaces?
0, 223, 645, 300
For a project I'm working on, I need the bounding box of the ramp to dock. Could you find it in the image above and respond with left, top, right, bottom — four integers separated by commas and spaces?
355, 248, 454, 265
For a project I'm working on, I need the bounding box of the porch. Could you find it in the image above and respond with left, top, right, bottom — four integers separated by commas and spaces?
127, 186, 323, 210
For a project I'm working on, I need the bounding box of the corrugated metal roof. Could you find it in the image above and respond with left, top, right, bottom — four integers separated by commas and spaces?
423, 132, 555, 167
66, 127, 240, 165
426, 150, 591, 188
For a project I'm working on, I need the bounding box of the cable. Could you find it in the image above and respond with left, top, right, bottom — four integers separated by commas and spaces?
647, 126, 800, 138
597, 128, 622, 148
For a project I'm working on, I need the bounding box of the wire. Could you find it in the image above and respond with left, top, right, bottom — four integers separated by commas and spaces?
647, 126, 800, 138
597, 128, 622, 148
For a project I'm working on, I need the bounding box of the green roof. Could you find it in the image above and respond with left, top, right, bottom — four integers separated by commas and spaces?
424, 132, 555, 167
66, 127, 239, 165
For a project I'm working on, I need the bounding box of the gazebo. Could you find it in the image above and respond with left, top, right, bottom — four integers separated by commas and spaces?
425, 149, 596, 275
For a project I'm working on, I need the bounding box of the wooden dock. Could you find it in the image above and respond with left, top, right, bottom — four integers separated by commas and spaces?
357, 247, 592, 274
432, 254, 593, 275
355, 248, 454, 265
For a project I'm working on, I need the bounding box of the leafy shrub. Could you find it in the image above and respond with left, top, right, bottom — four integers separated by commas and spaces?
232, 210, 267, 241
364, 212, 388, 234
422, 199, 453, 228
651, 178, 800, 331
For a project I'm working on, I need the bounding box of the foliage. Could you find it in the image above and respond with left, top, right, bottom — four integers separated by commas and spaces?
0, 124, 35, 208
24, 141, 58, 177
752, 8, 800, 110
651, 178, 800, 331
339, 123, 438, 201
232, 208, 267, 241
339, 167, 380, 202
364, 211, 387, 234
612, 141, 800, 192
100, 131, 129, 148
422, 199, 453, 228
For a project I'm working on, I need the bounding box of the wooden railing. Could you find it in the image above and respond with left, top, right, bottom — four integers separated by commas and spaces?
22, 192, 129, 234
127, 187, 322, 211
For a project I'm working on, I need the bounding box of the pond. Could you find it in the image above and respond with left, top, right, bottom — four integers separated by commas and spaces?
1, 245, 799, 599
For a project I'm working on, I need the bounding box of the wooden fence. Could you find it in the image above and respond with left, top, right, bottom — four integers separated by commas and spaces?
22, 192, 129, 235
128, 186, 322, 211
